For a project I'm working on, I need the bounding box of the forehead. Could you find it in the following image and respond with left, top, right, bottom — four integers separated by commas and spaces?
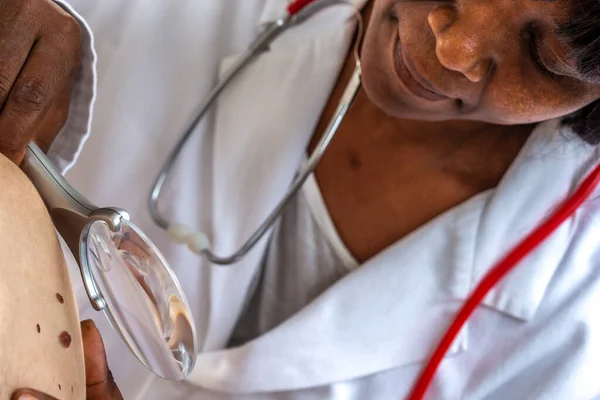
469, 0, 572, 20
375, 0, 575, 21
530, 0, 572, 17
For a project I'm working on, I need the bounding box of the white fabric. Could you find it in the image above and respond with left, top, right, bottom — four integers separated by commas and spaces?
48, 0, 96, 173
303, 173, 359, 270
61, 0, 600, 399
229, 176, 352, 346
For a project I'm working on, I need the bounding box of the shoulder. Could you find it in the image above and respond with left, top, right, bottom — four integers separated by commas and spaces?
0, 154, 85, 400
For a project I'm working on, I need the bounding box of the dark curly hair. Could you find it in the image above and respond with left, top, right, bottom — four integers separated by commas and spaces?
559, 0, 600, 144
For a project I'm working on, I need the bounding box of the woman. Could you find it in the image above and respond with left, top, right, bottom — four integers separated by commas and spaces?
15, 0, 600, 398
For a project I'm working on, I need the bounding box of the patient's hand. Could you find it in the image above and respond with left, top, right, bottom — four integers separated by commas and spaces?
12, 320, 123, 400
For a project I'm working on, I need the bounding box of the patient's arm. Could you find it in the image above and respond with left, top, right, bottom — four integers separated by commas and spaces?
0, 154, 85, 399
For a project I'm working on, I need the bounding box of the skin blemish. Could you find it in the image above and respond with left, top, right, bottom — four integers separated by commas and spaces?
58, 384, 61, 391
36, 324, 40, 333
58, 331, 72, 348
56, 293, 64, 304
349, 152, 362, 170
71, 385, 74, 393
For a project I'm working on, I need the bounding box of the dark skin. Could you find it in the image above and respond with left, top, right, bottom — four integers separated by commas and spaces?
12, 320, 123, 400
0, 0, 81, 164
311, 0, 600, 262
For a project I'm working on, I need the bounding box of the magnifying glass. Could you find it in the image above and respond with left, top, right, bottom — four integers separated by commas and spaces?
21, 143, 197, 381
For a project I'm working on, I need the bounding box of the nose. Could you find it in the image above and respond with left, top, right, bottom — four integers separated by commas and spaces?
428, 5, 497, 83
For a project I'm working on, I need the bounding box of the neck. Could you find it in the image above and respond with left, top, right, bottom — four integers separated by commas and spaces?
350, 88, 534, 190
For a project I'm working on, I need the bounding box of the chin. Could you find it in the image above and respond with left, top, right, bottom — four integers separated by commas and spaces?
361, 60, 409, 116
360, 53, 454, 121
361, 71, 456, 122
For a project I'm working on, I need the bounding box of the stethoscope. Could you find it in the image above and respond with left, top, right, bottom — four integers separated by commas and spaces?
148, 0, 363, 265
20, 0, 600, 397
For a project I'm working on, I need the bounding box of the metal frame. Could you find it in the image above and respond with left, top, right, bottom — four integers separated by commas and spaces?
22, 143, 131, 310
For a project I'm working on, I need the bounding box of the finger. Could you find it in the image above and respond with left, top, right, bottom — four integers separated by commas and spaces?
11, 389, 59, 400
81, 320, 124, 400
0, 30, 79, 164
0, 1, 38, 109
34, 80, 72, 153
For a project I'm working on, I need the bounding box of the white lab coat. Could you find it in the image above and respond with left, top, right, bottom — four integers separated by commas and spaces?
59, 0, 600, 399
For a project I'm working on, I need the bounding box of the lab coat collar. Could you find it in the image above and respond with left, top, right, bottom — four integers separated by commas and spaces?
475, 120, 599, 319
186, 0, 600, 392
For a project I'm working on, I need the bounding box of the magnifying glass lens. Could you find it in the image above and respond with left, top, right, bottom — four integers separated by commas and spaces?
82, 219, 197, 380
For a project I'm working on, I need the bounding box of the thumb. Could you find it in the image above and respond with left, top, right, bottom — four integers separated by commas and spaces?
81, 320, 123, 400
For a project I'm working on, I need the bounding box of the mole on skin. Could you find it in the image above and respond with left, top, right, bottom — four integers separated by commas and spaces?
56, 293, 64, 304
59, 331, 72, 348
36, 324, 40, 333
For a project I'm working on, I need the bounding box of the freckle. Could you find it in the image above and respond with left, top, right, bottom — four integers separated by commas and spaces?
36, 324, 40, 333
71, 385, 74, 393
349, 152, 361, 170
58, 331, 72, 348
56, 293, 64, 304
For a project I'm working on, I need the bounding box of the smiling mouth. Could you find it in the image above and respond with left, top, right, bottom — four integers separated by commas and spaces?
393, 38, 448, 102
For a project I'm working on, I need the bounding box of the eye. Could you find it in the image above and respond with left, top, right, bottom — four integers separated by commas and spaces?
526, 26, 560, 80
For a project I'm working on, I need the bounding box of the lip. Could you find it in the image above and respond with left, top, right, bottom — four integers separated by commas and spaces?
392, 38, 448, 102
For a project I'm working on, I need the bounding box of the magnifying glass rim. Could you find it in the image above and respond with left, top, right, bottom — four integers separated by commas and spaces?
78, 222, 108, 311
79, 218, 198, 379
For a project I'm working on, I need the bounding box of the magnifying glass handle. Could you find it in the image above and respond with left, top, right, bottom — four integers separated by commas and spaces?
22, 144, 199, 377
21, 143, 126, 265
22, 143, 96, 215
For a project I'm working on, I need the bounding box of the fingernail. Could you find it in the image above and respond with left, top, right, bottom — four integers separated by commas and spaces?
80, 319, 96, 329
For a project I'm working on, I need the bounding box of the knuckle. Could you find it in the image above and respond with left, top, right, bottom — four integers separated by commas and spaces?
12, 78, 49, 113
58, 14, 82, 45
57, 16, 83, 67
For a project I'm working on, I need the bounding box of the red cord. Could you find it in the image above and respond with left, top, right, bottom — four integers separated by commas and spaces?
408, 162, 600, 400
287, 0, 318, 16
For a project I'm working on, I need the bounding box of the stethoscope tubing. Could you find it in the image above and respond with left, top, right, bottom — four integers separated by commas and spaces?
148, 0, 363, 265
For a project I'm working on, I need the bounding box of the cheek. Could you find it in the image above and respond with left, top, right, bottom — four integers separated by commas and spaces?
480, 79, 586, 124
360, 13, 402, 115
360, 6, 449, 118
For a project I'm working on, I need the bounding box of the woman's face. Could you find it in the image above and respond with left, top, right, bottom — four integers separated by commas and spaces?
361, 0, 600, 125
